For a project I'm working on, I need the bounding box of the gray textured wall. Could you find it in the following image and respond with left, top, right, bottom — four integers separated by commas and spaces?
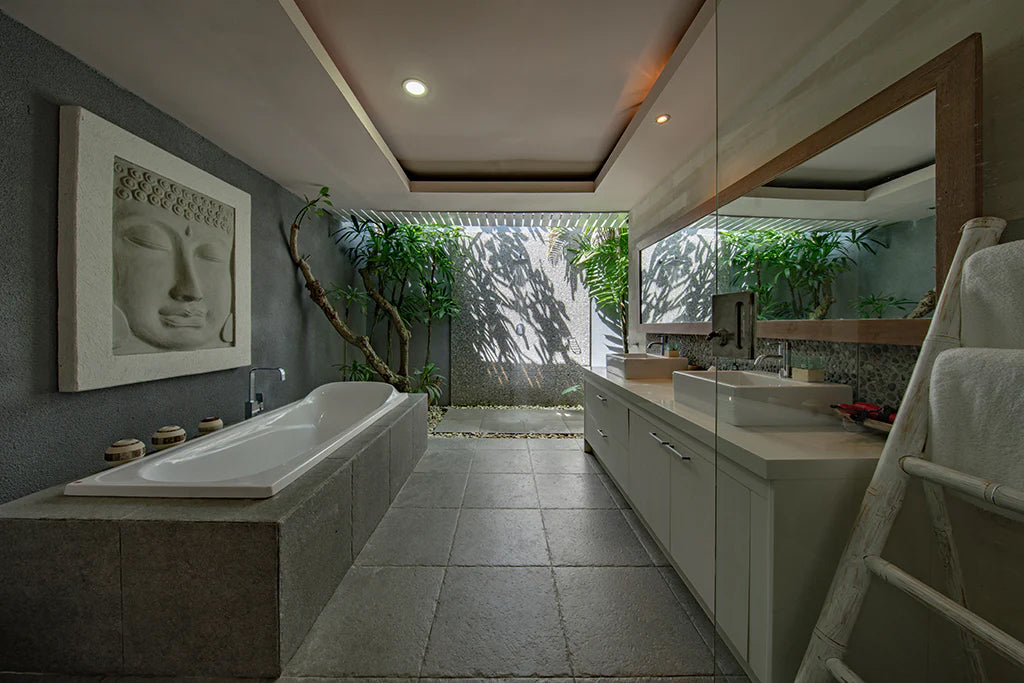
0, 12, 352, 503
451, 226, 589, 406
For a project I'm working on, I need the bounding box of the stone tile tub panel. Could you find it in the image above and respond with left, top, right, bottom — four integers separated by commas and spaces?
0, 392, 429, 678
279, 460, 354, 664
351, 430, 391, 559
119, 520, 280, 677
0, 519, 122, 674
389, 394, 428, 501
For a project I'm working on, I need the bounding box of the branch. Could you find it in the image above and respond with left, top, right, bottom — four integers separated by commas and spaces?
290, 220, 412, 392
359, 267, 412, 378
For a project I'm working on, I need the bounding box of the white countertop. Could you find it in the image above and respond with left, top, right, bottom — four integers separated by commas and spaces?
584, 367, 885, 480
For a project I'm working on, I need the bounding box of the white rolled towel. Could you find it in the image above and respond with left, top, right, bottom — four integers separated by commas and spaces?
928, 348, 1024, 515
961, 239, 1024, 349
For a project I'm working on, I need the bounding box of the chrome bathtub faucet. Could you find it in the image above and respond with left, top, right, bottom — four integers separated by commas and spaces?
246, 367, 286, 418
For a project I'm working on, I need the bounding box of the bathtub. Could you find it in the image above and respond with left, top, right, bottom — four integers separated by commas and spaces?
64, 381, 403, 498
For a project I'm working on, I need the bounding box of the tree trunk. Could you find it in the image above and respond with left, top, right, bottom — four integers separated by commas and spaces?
289, 221, 412, 393
360, 267, 412, 379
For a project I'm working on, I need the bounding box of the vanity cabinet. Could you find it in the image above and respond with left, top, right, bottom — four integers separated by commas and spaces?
583, 369, 881, 683
626, 412, 672, 541
669, 433, 716, 611
584, 382, 629, 490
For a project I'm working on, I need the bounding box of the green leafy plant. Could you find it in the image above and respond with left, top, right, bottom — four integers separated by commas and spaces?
854, 292, 916, 319
288, 188, 465, 394
334, 359, 375, 382
549, 223, 630, 352
412, 362, 446, 405
720, 227, 885, 320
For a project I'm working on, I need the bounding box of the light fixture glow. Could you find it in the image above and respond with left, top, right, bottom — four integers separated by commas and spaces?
403, 79, 428, 97
655, 114, 671, 124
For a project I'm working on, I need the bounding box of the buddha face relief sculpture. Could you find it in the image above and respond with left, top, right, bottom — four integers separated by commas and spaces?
111, 158, 235, 355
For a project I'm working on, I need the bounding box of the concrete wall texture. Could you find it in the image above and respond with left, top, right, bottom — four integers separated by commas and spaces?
0, 12, 351, 503
450, 226, 591, 406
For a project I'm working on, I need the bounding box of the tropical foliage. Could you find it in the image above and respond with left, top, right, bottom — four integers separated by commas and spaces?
288, 188, 464, 402
854, 292, 916, 319
551, 223, 630, 352
720, 227, 886, 320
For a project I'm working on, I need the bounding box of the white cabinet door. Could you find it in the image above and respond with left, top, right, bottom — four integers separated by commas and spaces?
716, 470, 751, 659
628, 412, 672, 541
669, 445, 716, 609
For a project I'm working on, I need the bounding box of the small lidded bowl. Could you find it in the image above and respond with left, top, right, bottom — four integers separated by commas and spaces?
105, 438, 146, 465
151, 425, 187, 451
198, 416, 224, 435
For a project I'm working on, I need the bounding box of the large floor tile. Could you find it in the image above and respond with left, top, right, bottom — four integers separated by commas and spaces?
421, 567, 571, 677
463, 473, 539, 508
471, 450, 533, 473
354, 507, 459, 566
543, 509, 651, 566
527, 438, 583, 452
597, 473, 629, 509
415, 450, 474, 473
285, 566, 443, 676
450, 508, 549, 566
535, 474, 616, 508
555, 567, 713, 676
392, 472, 468, 508
530, 449, 598, 474
624, 510, 671, 566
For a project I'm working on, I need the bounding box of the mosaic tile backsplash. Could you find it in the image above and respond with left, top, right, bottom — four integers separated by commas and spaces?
644, 334, 920, 407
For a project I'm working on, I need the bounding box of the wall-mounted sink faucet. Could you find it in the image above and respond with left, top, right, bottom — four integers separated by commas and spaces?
754, 341, 792, 379
246, 367, 286, 419
646, 335, 668, 355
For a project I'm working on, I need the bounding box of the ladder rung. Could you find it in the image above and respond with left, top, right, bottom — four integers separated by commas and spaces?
900, 456, 1024, 516
826, 657, 868, 682
865, 555, 1024, 668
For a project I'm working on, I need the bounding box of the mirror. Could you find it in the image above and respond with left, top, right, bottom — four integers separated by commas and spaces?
635, 36, 980, 343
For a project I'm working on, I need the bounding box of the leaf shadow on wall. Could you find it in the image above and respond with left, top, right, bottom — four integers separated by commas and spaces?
641, 228, 717, 324
453, 225, 586, 403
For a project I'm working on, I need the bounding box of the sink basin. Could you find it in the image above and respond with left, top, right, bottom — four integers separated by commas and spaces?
672, 370, 852, 427
606, 353, 690, 379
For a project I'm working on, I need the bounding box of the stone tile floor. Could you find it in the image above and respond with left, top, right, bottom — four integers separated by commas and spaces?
284, 437, 750, 682
434, 408, 584, 435
10, 438, 749, 682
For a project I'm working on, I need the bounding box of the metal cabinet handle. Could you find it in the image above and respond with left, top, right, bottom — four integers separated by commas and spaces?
597, 429, 608, 438
596, 394, 608, 402
649, 431, 690, 460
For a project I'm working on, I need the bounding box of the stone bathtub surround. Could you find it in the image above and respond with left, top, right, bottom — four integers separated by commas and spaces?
646, 333, 920, 406
0, 393, 427, 678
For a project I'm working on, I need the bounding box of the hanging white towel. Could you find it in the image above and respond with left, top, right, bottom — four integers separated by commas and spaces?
928, 347, 1024, 513
960, 239, 1024, 349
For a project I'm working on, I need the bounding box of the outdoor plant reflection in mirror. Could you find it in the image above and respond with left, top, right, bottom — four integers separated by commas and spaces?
111, 157, 235, 355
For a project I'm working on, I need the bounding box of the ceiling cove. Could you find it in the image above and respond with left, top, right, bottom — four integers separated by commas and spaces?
285, 0, 705, 194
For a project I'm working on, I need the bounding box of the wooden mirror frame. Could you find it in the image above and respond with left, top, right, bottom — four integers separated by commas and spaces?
633, 34, 981, 345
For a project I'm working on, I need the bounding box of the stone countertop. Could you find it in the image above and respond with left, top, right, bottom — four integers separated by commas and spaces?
584, 367, 884, 481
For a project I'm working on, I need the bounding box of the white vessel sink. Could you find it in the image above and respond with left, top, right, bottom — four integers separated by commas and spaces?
607, 353, 690, 379
672, 370, 852, 427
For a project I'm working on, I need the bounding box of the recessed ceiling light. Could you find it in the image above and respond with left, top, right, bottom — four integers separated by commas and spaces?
655, 114, 671, 124
403, 79, 428, 97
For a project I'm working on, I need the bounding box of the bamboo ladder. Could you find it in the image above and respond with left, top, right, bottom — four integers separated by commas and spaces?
796, 216, 1024, 683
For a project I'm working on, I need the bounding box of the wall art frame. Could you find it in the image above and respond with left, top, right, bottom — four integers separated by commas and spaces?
58, 106, 251, 391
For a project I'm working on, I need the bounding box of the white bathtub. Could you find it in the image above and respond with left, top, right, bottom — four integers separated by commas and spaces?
64, 382, 403, 499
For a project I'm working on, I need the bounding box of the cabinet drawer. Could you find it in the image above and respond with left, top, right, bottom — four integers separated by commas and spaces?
669, 439, 716, 609
628, 412, 673, 542
585, 409, 628, 487
584, 383, 628, 445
